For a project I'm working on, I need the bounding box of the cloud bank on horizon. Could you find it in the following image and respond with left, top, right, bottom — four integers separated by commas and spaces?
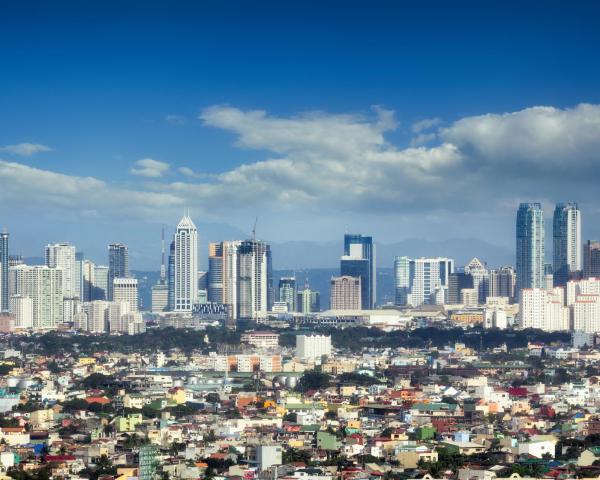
1, 102, 599, 239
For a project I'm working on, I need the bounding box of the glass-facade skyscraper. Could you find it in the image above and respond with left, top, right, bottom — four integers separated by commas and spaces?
516, 203, 545, 293
341, 234, 376, 309
553, 202, 581, 286
108, 243, 130, 301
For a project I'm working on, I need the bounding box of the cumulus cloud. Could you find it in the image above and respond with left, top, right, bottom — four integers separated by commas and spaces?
0, 160, 183, 216
178, 166, 208, 179
2, 103, 600, 232
130, 158, 170, 178
0, 143, 52, 156
411, 117, 441, 133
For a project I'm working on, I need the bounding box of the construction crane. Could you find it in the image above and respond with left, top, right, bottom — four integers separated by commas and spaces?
252, 216, 258, 241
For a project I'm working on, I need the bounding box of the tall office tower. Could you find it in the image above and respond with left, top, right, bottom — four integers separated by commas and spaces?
516, 203, 545, 294
0, 230, 8, 312
396, 257, 454, 307
341, 234, 376, 309
151, 283, 169, 313
9, 265, 63, 329
330, 275, 361, 310
108, 243, 129, 300
237, 239, 273, 319
75, 251, 84, 299
278, 277, 297, 312
112, 278, 138, 312
583, 240, 600, 278
93, 265, 109, 300
81, 260, 96, 302
9, 295, 33, 329
519, 287, 569, 331
393, 256, 411, 306
167, 240, 175, 311
489, 266, 516, 301
208, 242, 224, 303
45, 243, 78, 299
173, 214, 198, 312
464, 258, 489, 304
553, 202, 581, 286
297, 285, 320, 313
447, 272, 474, 304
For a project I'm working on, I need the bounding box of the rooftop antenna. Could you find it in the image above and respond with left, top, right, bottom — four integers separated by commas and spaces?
252, 216, 258, 242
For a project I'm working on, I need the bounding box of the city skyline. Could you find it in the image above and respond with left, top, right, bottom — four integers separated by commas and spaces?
2, 2, 600, 268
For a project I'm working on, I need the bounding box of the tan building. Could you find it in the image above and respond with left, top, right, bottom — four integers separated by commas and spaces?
330, 276, 361, 310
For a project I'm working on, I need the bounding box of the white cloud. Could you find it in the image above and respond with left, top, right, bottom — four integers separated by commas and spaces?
0, 160, 183, 216
0, 143, 52, 156
411, 117, 441, 133
178, 166, 207, 179
130, 158, 170, 178
3, 103, 600, 235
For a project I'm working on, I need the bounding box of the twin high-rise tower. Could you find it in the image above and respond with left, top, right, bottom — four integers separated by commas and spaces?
516, 202, 582, 295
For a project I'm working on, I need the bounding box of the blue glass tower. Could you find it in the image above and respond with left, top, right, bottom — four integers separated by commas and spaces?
341, 233, 376, 309
516, 203, 545, 294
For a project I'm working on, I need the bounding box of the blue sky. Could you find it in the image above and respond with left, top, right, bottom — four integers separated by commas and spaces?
1, 1, 600, 268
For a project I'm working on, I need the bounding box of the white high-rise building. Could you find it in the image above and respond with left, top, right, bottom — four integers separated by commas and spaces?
174, 214, 198, 312
572, 294, 600, 333
519, 288, 569, 331
108, 301, 131, 332
9, 265, 63, 330
296, 334, 332, 359
84, 301, 109, 333
394, 257, 454, 307
566, 277, 600, 306
553, 203, 582, 286
9, 295, 33, 329
238, 239, 272, 319
45, 243, 78, 299
112, 278, 138, 312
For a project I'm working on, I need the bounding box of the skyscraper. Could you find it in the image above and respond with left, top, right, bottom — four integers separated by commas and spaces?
45, 243, 78, 299
237, 239, 272, 320
330, 275, 361, 310
9, 265, 63, 329
584, 240, 600, 279
297, 286, 320, 313
341, 234, 376, 309
516, 203, 545, 293
394, 257, 454, 307
489, 266, 516, 301
447, 272, 474, 304
108, 243, 129, 300
113, 277, 139, 312
278, 277, 297, 312
208, 242, 224, 304
167, 240, 175, 311
0, 230, 8, 312
173, 214, 198, 312
464, 257, 489, 304
553, 202, 581, 286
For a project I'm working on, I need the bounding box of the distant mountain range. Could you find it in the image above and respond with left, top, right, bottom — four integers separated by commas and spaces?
270, 237, 513, 270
